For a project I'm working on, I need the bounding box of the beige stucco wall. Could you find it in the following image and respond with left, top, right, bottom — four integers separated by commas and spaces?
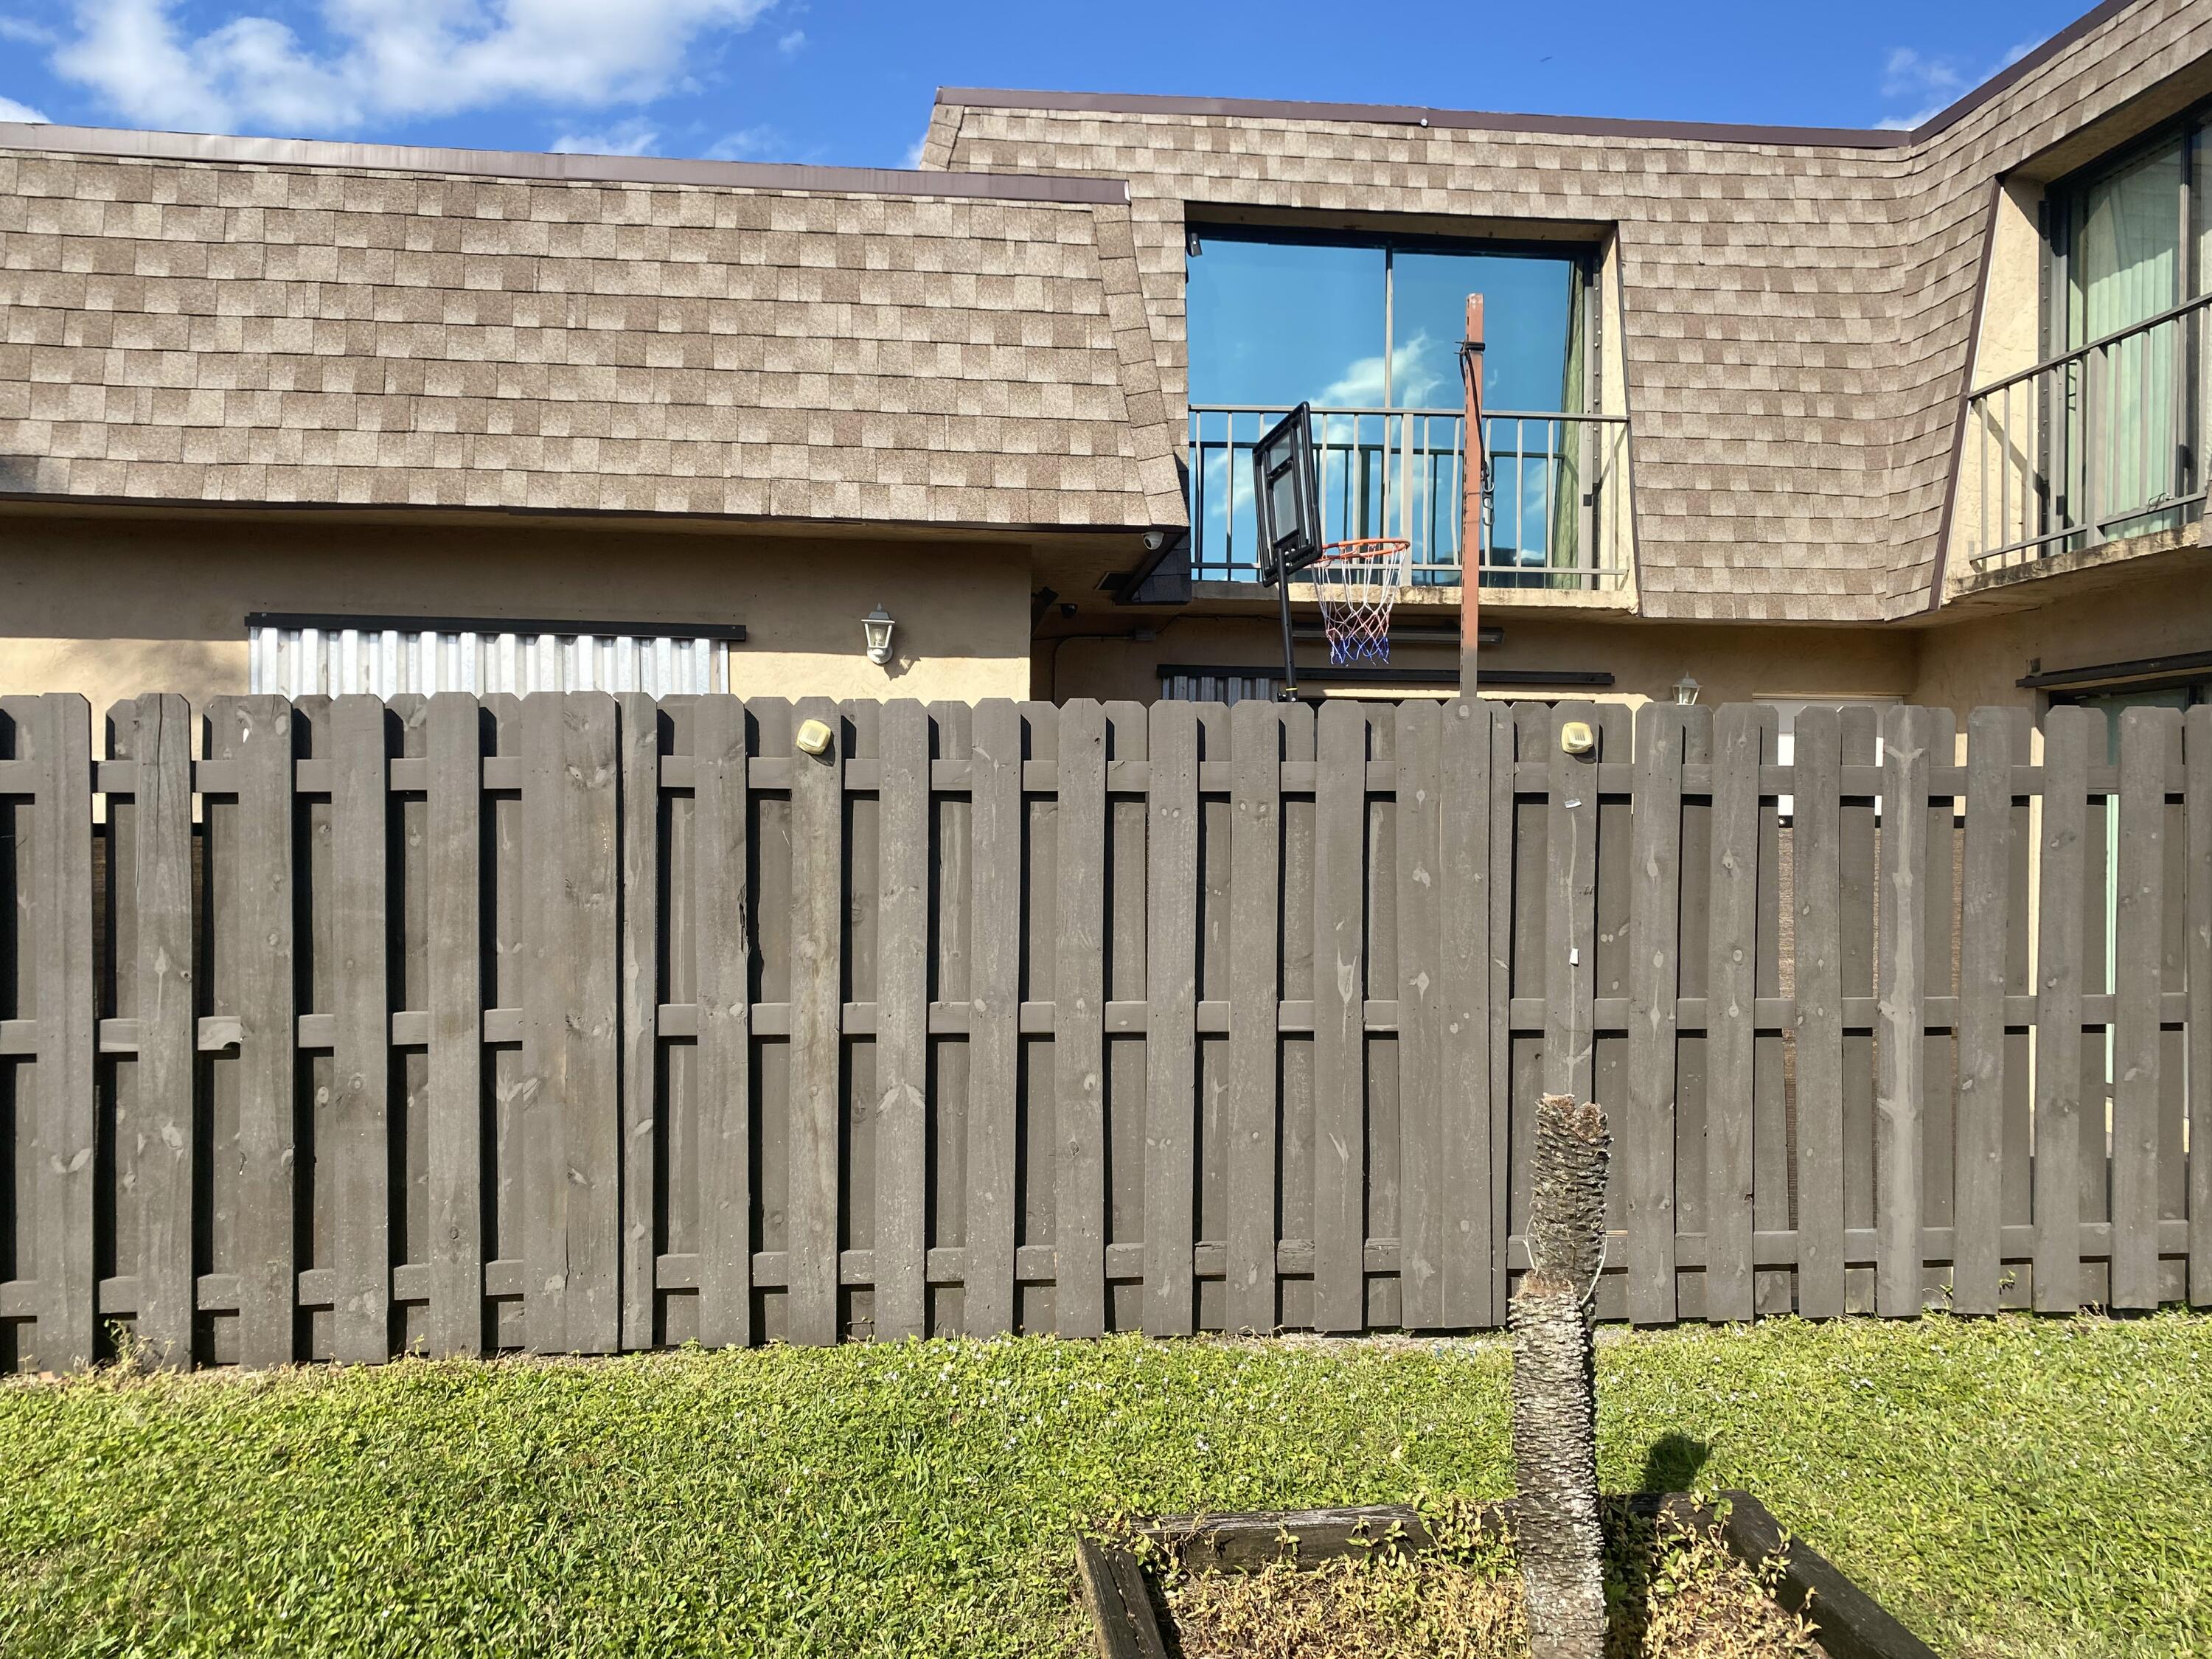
0, 512, 1034, 711
1047, 612, 1922, 707
1941, 178, 2048, 585
1911, 554, 2212, 712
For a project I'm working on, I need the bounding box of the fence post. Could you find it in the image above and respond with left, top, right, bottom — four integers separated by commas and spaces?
21, 695, 95, 1370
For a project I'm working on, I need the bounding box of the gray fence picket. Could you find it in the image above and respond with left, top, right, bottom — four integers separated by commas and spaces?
966, 699, 1023, 1335
330, 696, 392, 1363
1875, 705, 1931, 1318
425, 693, 484, 1357
874, 700, 931, 1340
1954, 706, 2015, 1315
2190, 706, 2212, 1307
616, 692, 661, 1351
1705, 703, 1760, 1323
2112, 706, 2178, 1309
1792, 706, 1846, 1318
1750, 705, 1789, 1318
18, 696, 94, 1369
788, 695, 844, 1346
1312, 700, 1366, 1333
1054, 700, 1109, 1336
692, 695, 753, 1348
1438, 698, 1494, 1327
113, 696, 195, 1366
1394, 700, 1444, 1327
1624, 703, 1684, 1324
1486, 707, 1517, 1326
1545, 700, 1600, 1105
1144, 700, 1200, 1335
1228, 699, 1284, 1334
2034, 706, 2092, 1313
522, 693, 622, 1353
209, 696, 299, 1367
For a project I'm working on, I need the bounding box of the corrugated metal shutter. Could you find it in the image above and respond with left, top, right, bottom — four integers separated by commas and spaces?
248, 625, 726, 699
1158, 670, 1277, 705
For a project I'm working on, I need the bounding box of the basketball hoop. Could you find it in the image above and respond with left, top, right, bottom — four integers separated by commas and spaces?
1302, 538, 1411, 664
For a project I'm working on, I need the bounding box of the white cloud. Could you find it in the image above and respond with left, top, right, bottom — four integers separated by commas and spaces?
0, 17, 60, 46
776, 27, 803, 55
551, 116, 659, 155
1323, 332, 1444, 406
0, 94, 49, 122
1877, 32, 2050, 131
49, 0, 777, 133
902, 128, 929, 168
706, 123, 779, 160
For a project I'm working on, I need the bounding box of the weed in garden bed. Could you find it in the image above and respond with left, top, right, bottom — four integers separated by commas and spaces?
1131, 1498, 1820, 1659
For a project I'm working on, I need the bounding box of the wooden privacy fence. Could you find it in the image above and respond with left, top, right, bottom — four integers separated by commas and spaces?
1, 692, 2207, 1371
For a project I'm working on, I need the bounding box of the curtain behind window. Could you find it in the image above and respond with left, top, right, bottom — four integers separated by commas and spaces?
2072, 136, 2184, 535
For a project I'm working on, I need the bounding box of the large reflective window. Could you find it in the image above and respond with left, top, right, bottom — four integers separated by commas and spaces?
1185, 229, 1590, 578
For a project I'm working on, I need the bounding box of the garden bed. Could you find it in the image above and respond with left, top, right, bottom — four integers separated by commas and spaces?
1079, 1493, 1941, 1659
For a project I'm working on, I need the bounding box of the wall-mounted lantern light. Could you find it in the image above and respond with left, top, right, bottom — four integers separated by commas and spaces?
863, 605, 896, 667
1672, 674, 1701, 706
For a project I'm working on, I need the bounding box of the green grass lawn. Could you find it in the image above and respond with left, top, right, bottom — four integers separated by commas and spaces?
1, 1312, 2204, 1658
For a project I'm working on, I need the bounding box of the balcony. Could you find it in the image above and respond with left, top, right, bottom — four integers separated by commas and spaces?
1185, 403, 1632, 594
1958, 293, 2209, 577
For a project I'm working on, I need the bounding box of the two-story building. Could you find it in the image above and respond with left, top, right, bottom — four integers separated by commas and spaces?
3, 0, 2210, 729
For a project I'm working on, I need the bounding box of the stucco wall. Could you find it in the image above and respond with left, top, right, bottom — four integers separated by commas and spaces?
1911, 555, 2212, 711
0, 513, 1034, 710
1047, 613, 1922, 707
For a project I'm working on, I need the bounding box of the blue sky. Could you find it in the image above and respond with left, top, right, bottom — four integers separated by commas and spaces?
0, 1, 2090, 165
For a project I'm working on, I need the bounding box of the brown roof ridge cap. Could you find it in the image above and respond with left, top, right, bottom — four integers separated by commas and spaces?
0, 120, 1132, 204
932, 86, 1911, 148
935, 1, 2151, 150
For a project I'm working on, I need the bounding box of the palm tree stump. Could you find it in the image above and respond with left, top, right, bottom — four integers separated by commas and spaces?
1512, 1091, 1612, 1659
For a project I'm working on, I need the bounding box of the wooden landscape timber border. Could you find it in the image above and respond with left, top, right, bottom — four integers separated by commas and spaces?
1074, 1491, 1945, 1659
0, 692, 2205, 1368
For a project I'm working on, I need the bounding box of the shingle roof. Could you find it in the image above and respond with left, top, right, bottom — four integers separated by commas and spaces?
931, 0, 2205, 622
0, 130, 1184, 532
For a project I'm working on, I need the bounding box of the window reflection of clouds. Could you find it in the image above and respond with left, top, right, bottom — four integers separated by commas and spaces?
1186, 231, 1579, 411
1186, 229, 1585, 573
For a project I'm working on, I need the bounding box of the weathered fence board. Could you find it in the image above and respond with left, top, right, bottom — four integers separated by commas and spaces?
0, 694, 2203, 1370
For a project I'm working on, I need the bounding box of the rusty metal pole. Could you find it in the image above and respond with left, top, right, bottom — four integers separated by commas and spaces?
1460, 293, 1486, 700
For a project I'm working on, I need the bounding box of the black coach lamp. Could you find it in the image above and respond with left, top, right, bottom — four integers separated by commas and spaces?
1672, 674, 1701, 706
863, 605, 897, 667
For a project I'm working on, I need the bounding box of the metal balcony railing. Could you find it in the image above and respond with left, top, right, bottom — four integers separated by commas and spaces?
1185, 405, 1632, 588
1961, 291, 2211, 570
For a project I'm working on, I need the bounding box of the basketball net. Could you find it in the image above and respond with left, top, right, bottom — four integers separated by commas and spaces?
1305, 538, 1411, 665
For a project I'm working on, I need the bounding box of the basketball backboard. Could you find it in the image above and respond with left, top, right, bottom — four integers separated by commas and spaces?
1251, 403, 1321, 585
